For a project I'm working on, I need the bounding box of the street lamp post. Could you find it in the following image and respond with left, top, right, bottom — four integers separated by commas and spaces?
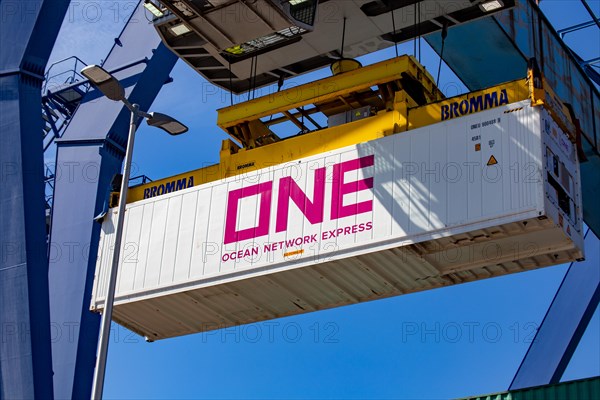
81, 65, 188, 400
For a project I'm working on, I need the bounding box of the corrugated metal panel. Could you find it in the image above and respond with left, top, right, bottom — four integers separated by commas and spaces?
92, 101, 585, 340
457, 376, 600, 400
426, 0, 600, 239
107, 218, 582, 340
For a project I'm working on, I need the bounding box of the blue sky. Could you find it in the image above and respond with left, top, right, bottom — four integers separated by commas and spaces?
48, 1, 600, 398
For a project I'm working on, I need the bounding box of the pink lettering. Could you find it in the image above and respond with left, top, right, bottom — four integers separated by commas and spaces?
331, 155, 374, 220
224, 182, 273, 244
276, 167, 326, 232
224, 155, 374, 244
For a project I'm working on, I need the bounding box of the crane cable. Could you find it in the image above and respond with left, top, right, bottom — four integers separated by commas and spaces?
390, 6, 398, 58
248, 56, 255, 101
412, 2, 422, 61
246, 55, 259, 101
413, 3, 417, 59
340, 17, 347, 58
417, 2, 421, 62
252, 56, 258, 100
228, 61, 234, 106
436, 23, 448, 86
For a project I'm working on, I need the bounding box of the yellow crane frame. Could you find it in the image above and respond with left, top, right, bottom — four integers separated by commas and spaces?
123, 55, 574, 204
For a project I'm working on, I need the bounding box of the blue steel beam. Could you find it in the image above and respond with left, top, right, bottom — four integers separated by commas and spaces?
510, 230, 600, 389
46, 2, 178, 398
557, 20, 597, 38
425, 18, 528, 90
580, 0, 600, 30
0, 0, 70, 397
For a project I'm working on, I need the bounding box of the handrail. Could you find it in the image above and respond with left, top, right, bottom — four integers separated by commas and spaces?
557, 20, 596, 38
43, 58, 150, 98
43, 55, 89, 94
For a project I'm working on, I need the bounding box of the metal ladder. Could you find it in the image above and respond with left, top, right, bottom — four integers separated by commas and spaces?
41, 56, 90, 233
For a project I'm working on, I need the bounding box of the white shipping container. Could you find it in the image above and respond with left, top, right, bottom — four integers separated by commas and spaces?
92, 100, 584, 340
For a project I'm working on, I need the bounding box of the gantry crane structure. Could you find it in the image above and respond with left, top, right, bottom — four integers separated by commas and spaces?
0, 0, 598, 398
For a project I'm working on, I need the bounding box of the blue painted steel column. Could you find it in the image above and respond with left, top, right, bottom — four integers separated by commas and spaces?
0, 0, 70, 397
47, 2, 178, 398
510, 230, 600, 389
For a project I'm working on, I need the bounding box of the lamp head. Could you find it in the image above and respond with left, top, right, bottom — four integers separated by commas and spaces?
81, 65, 125, 101
146, 112, 189, 135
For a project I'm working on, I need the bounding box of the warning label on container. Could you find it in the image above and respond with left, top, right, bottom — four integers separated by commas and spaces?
487, 155, 498, 166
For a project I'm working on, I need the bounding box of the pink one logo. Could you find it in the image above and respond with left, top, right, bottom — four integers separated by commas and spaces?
224, 155, 374, 244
